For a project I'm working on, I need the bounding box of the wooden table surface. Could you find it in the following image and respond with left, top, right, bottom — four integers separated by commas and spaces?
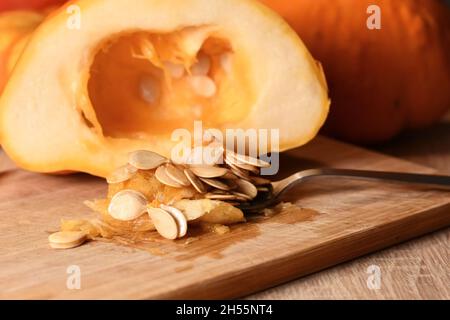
249, 114, 450, 300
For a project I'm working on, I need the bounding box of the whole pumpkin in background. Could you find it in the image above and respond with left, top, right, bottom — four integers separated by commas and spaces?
0, 0, 66, 12
261, 0, 450, 143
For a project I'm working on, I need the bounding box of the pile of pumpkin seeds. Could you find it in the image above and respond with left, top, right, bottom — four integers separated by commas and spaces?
49, 148, 272, 248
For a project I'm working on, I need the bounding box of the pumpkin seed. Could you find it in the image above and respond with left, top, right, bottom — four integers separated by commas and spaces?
184, 168, 207, 193
165, 164, 191, 187
187, 75, 217, 97
200, 178, 232, 191
206, 189, 228, 195
128, 150, 167, 170
190, 165, 228, 179
108, 189, 148, 221
191, 53, 211, 76
155, 165, 184, 188
164, 61, 185, 79
224, 153, 238, 166
224, 156, 251, 175
160, 204, 188, 238
231, 191, 253, 201
205, 193, 245, 201
226, 161, 251, 180
241, 164, 260, 175
225, 154, 260, 174
106, 164, 138, 184
147, 207, 179, 240
251, 176, 271, 186
48, 231, 87, 249
235, 179, 258, 199
222, 171, 239, 180
226, 151, 270, 168
139, 74, 160, 104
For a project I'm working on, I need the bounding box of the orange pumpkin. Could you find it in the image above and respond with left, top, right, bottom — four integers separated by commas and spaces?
261, 0, 450, 143
0, 0, 66, 12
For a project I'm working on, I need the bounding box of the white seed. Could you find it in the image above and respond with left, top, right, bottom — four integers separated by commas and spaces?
155, 165, 183, 188
225, 160, 250, 180
227, 151, 271, 168
128, 150, 167, 170
244, 164, 260, 175
191, 53, 211, 76
147, 207, 179, 240
200, 178, 232, 191
225, 154, 259, 174
165, 164, 191, 187
108, 190, 147, 221
205, 193, 245, 201
106, 164, 138, 184
160, 204, 188, 238
222, 171, 239, 180
220, 52, 233, 74
48, 231, 87, 249
184, 168, 207, 193
164, 61, 185, 79
187, 75, 217, 98
232, 191, 253, 201
236, 179, 258, 199
139, 74, 160, 104
251, 176, 271, 186
190, 166, 228, 179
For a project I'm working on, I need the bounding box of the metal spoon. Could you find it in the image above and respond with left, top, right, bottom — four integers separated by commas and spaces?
238, 168, 450, 212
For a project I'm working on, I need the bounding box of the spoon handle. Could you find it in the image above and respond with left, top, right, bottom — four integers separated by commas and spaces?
311, 168, 450, 186
240, 168, 450, 212
273, 168, 450, 196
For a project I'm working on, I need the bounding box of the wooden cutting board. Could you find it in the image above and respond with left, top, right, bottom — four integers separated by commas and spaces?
0, 136, 449, 299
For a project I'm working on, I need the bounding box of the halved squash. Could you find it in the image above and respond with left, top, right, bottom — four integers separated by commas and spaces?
0, 0, 329, 177
0, 10, 44, 92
